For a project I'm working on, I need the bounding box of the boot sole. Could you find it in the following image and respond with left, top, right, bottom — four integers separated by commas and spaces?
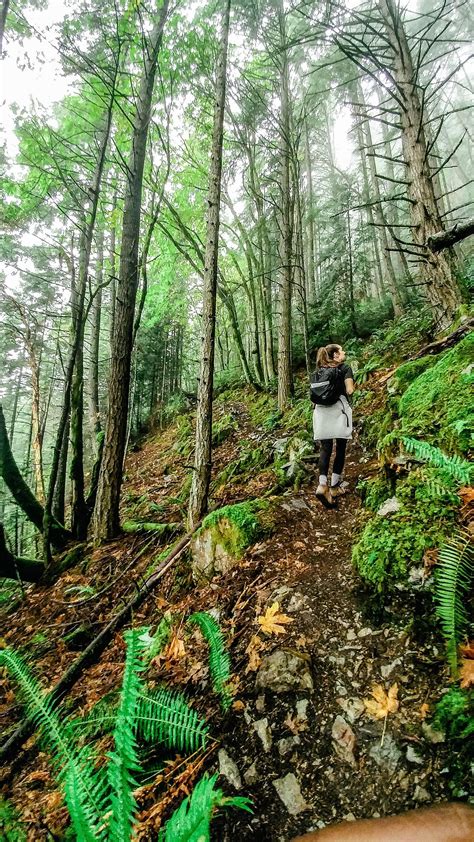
315, 490, 336, 509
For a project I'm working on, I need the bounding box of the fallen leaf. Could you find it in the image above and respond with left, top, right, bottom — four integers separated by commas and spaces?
257, 602, 294, 636
459, 658, 474, 689
232, 700, 245, 711
459, 641, 474, 660
419, 702, 430, 720
284, 713, 308, 734
245, 635, 264, 673
364, 683, 399, 720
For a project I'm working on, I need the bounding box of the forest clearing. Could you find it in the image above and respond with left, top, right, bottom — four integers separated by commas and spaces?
0, 0, 473, 839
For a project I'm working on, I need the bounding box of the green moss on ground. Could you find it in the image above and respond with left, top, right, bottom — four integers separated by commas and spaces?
211, 413, 237, 446
389, 355, 438, 393
431, 687, 474, 741
352, 490, 457, 590
357, 475, 394, 512
199, 499, 272, 558
398, 333, 474, 455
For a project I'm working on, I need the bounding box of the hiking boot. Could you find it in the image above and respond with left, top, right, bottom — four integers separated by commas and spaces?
331, 483, 347, 498
316, 484, 336, 509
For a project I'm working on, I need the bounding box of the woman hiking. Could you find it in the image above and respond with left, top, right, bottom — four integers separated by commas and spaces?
310, 344, 355, 508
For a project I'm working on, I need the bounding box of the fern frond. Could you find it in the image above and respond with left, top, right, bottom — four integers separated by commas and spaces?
107, 627, 147, 842
402, 437, 472, 485
0, 649, 108, 840
187, 612, 232, 710
158, 773, 252, 842
135, 687, 208, 752
434, 534, 474, 674
142, 616, 173, 666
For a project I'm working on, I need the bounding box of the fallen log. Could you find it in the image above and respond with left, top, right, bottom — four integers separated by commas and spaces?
0, 521, 200, 765
413, 317, 474, 358
0, 523, 45, 583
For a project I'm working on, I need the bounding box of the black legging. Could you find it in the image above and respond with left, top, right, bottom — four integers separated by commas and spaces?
318, 438, 348, 477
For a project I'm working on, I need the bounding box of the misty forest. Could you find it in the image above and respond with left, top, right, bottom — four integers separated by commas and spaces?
0, 0, 473, 839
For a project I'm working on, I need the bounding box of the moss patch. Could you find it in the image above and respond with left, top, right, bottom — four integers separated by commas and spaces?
398, 333, 474, 454
199, 500, 271, 559
389, 355, 438, 394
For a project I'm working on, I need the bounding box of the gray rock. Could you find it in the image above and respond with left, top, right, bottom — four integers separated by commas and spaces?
369, 735, 402, 773
336, 696, 365, 724
377, 497, 401, 517
381, 658, 402, 678
281, 498, 311, 512
272, 773, 309, 816
253, 717, 272, 751
331, 715, 357, 768
422, 721, 445, 744
278, 736, 301, 756
191, 529, 237, 581
270, 585, 292, 603
287, 592, 309, 612
218, 749, 242, 790
243, 762, 259, 785
346, 629, 357, 641
406, 745, 424, 765
357, 627, 373, 638
296, 698, 309, 720
255, 694, 266, 713
414, 785, 431, 803
256, 649, 313, 693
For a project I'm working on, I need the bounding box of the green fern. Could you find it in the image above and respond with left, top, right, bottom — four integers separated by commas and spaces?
136, 687, 208, 752
107, 628, 147, 842
0, 796, 27, 842
142, 617, 173, 665
0, 648, 108, 841
402, 437, 472, 485
434, 533, 474, 674
187, 612, 232, 710
158, 773, 252, 842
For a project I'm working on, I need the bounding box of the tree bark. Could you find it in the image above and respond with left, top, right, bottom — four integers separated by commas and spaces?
94, 0, 170, 541
378, 0, 462, 327
427, 218, 474, 252
188, 0, 231, 527
88, 228, 104, 451
277, 0, 293, 412
0, 522, 44, 583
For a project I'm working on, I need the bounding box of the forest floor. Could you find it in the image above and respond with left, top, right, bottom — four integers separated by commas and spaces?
0, 388, 456, 841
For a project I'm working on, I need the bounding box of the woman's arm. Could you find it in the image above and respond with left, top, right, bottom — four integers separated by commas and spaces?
345, 377, 355, 396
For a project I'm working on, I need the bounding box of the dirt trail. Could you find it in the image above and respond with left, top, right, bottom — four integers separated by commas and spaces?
217, 435, 452, 841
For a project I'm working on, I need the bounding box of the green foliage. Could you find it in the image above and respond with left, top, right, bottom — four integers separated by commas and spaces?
213, 443, 273, 488
388, 356, 437, 393
398, 333, 474, 454
362, 308, 434, 363
0, 797, 27, 842
402, 437, 472, 486
247, 392, 278, 427
431, 688, 474, 741
352, 497, 456, 590
187, 612, 232, 710
281, 398, 312, 433
356, 475, 393, 512
158, 773, 252, 842
434, 533, 473, 674
143, 616, 173, 664
173, 415, 194, 456
211, 413, 237, 446
355, 358, 383, 384
135, 688, 209, 752
199, 500, 269, 558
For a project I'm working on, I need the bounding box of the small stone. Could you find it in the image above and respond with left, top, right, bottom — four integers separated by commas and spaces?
406, 745, 424, 765
296, 699, 309, 720
287, 592, 309, 612
272, 773, 309, 816
357, 627, 372, 638
414, 785, 431, 803
422, 721, 445, 744
369, 734, 402, 773
336, 697, 365, 724
342, 813, 356, 822
243, 762, 259, 785
346, 629, 357, 641
253, 717, 272, 751
331, 715, 357, 767
256, 650, 313, 693
377, 497, 400, 517
278, 736, 301, 756
381, 658, 402, 678
218, 749, 242, 790
270, 585, 292, 603
255, 694, 266, 713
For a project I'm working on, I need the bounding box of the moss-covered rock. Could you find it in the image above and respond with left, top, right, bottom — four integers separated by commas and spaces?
191, 500, 272, 581
398, 333, 474, 455
387, 355, 437, 395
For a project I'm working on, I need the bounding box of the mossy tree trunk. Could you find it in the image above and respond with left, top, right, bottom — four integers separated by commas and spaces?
188, 0, 231, 527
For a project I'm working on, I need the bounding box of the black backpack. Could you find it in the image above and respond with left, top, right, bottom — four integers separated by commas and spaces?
310, 366, 343, 406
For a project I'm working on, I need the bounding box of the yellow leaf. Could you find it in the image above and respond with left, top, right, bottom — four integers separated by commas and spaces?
419, 702, 430, 720
232, 700, 245, 711
364, 683, 399, 720
245, 634, 264, 673
257, 602, 294, 636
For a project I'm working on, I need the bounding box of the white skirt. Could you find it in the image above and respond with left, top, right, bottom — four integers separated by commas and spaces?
313, 396, 353, 441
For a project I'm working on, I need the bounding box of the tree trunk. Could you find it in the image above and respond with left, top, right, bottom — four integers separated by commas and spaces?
277, 0, 293, 412
93, 2, 169, 541
304, 117, 317, 302
378, 0, 462, 327
0, 522, 44, 583
52, 416, 69, 525
0, 405, 69, 548
0, 0, 9, 57
88, 228, 104, 450
188, 0, 231, 527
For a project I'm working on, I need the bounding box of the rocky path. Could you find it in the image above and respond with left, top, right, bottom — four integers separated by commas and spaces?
217, 440, 451, 841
